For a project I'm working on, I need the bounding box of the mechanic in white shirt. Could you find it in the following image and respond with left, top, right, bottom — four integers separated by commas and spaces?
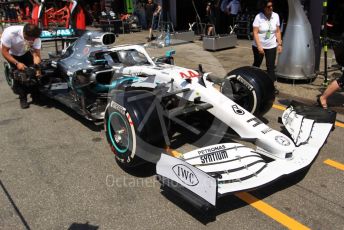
252, 0, 282, 92
1, 24, 42, 108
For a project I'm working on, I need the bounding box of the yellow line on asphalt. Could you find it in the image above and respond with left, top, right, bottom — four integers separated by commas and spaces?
272, 104, 287, 111
273, 104, 344, 128
324, 159, 344, 171
235, 192, 310, 230
335, 121, 344, 128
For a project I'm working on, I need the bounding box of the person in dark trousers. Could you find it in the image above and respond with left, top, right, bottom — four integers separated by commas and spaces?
145, 0, 161, 42
160, 0, 171, 26
1, 24, 42, 109
252, 0, 282, 94
206, 1, 216, 36
214, 0, 225, 34
134, 0, 147, 29
219, 0, 230, 34
226, 0, 241, 28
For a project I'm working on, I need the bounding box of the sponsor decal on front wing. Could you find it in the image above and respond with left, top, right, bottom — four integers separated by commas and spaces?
172, 164, 199, 186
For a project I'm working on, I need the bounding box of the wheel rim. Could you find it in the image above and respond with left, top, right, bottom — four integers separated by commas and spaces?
232, 81, 254, 110
107, 112, 130, 154
223, 77, 257, 113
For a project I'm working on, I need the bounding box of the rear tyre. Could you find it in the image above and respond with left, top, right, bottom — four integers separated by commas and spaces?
222, 66, 275, 116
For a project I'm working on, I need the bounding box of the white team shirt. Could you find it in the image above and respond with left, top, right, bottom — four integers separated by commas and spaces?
252, 12, 280, 49
0, 25, 41, 56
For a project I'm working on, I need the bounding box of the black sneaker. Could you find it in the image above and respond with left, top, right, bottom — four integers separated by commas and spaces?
20, 98, 29, 109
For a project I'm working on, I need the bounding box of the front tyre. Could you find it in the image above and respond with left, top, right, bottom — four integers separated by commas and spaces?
105, 103, 141, 167
105, 90, 169, 168
222, 66, 275, 116
4, 62, 14, 88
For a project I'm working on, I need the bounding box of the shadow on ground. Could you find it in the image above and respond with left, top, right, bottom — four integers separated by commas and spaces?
68, 222, 99, 230
32, 97, 103, 132
160, 167, 310, 225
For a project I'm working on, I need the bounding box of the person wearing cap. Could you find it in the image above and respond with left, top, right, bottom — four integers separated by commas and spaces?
1, 23, 42, 109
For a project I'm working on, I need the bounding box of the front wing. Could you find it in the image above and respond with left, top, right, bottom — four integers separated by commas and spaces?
156, 103, 335, 207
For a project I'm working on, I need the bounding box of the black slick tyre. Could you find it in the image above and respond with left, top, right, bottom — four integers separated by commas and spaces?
222, 66, 275, 116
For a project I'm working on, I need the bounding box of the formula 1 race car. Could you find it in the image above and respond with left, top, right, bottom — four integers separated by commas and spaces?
3, 31, 337, 211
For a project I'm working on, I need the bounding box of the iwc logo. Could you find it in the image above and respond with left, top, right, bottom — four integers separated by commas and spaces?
172, 164, 199, 186
275, 136, 291, 146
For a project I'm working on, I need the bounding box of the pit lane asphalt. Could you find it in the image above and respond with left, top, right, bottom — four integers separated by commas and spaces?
0, 31, 343, 229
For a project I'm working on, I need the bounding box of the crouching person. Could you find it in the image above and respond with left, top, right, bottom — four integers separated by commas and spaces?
1, 23, 42, 109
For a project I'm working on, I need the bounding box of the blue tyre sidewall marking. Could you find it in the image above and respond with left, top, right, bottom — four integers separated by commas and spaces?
108, 112, 130, 154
